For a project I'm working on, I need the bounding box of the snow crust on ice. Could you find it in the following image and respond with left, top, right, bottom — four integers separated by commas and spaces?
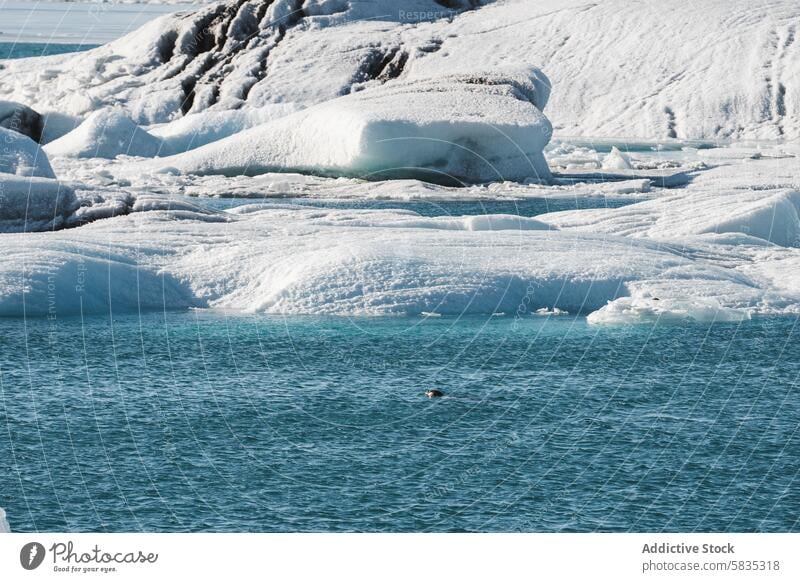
538, 165, 800, 248
0, 128, 56, 179
0, 100, 44, 143
0, 203, 729, 317
148, 103, 300, 153
45, 109, 164, 159
142, 71, 552, 183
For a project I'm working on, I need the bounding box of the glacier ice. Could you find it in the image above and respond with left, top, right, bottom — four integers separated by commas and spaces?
45, 109, 165, 159
0, 204, 720, 317
537, 164, 800, 248
0, 191, 791, 320
142, 71, 553, 184
0, 127, 56, 178
0, 175, 78, 231
587, 296, 751, 325
1, 0, 800, 324
0, 126, 78, 231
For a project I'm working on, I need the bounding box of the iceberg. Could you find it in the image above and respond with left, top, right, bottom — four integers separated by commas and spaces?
45, 109, 165, 159
0, 127, 76, 231
0, 202, 774, 318
143, 71, 553, 184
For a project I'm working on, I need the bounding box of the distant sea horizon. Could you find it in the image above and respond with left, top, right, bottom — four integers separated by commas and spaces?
0, 1, 196, 45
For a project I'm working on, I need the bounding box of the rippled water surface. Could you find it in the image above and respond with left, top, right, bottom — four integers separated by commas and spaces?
1, 312, 798, 532
199, 196, 636, 217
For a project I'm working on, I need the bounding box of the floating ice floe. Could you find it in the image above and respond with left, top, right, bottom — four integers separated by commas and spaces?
0, 202, 777, 318
0, 175, 78, 231
0, 127, 80, 231
587, 296, 751, 325
538, 162, 800, 247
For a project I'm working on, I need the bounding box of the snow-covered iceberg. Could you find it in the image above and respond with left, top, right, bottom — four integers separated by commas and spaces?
144, 71, 553, 184
0, 175, 78, 232
0, 127, 80, 231
0, 127, 55, 178
45, 109, 165, 159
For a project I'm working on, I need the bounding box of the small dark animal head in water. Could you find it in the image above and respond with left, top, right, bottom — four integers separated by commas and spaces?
425, 389, 444, 398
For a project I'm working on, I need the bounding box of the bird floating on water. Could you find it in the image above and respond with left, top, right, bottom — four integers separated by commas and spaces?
425, 389, 444, 398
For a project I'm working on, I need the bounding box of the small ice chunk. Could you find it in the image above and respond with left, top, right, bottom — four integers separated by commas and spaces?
535, 307, 568, 316
0, 174, 78, 231
0, 127, 56, 178
602, 146, 633, 170
587, 296, 751, 325
45, 109, 165, 159
462, 214, 554, 231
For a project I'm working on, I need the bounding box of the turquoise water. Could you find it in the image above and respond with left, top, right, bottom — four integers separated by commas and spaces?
1, 311, 798, 532
0, 42, 97, 60
201, 196, 636, 217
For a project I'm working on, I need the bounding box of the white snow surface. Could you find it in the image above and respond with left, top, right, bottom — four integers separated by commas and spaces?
45, 109, 165, 159
141, 70, 552, 183
0, 128, 56, 179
